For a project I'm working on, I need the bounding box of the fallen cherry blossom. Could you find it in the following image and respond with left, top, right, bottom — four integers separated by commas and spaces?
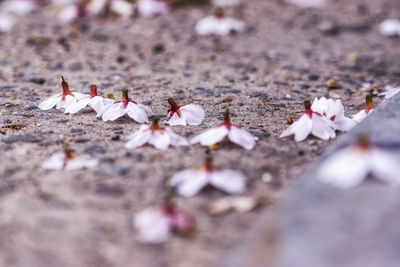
280, 100, 337, 142
169, 152, 246, 197
318, 134, 400, 189
352, 95, 374, 123
0, 0, 37, 16
207, 195, 267, 215
42, 141, 98, 170
166, 98, 204, 126
379, 18, 400, 37
190, 108, 257, 150
311, 97, 356, 132
137, 0, 169, 18
195, 8, 244, 35
125, 117, 188, 150
133, 201, 195, 244
65, 84, 114, 114
38, 76, 86, 110
97, 89, 153, 123
0, 12, 14, 32
284, 0, 326, 8
379, 85, 400, 101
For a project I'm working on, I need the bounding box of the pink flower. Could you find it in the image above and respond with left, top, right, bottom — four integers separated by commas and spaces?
133, 202, 196, 244
166, 98, 204, 126
311, 97, 356, 132
137, 0, 169, 18
97, 89, 153, 123
379, 85, 400, 101
352, 95, 374, 123
280, 100, 337, 142
125, 118, 188, 150
38, 76, 87, 110
65, 84, 114, 114
42, 142, 98, 170
169, 153, 246, 197
190, 108, 257, 150
318, 135, 400, 189
195, 9, 244, 35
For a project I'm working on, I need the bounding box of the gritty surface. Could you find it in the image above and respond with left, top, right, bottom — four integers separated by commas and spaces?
0, 0, 400, 266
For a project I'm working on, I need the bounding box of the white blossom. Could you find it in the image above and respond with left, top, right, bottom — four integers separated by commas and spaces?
170, 154, 246, 197
190, 109, 256, 150
125, 119, 188, 150
0, 0, 37, 15
379, 18, 400, 37
0, 12, 14, 32
137, 0, 169, 17
195, 10, 244, 36
65, 85, 114, 114
352, 95, 374, 123
311, 97, 356, 132
97, 90, 153, 123
166, 98, 204, 126
318, 135, 400, 189
379, 85, 400, 101
42, 143, 98, 171
280, 100, 337, 142
133, 204, 195, 244
38, 77, 86, 110
110, 0, 134, 17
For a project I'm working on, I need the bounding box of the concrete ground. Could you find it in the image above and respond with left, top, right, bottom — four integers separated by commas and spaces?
0, 0, 399, 266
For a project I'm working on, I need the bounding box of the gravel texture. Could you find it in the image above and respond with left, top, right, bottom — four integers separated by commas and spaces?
0, 0, 399, 266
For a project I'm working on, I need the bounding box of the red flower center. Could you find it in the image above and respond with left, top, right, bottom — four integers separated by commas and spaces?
61, 76, 73, 100
167, 98, 182, 117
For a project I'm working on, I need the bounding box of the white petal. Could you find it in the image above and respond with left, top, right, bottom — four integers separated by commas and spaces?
311, 115, 336, 140
89, 96, 112, 114
180, 104, 205, 126
289, 115, 312, 142
96, 102, 114, 117
0, 13, 14, 32
86, 0, 107, 15
110, 0, 134, 17
167, 113, 187, 126
318, 148, 370, 189
148, 131, 170, 150
165, 128, 189, 146
125, 127, 152, 149
137, 0, 169, 17
210, 170, 246, 194
57, 5, 78, 24
379, 18, 400, 37
212, 0, 241, 7
56, 94, 76, 110
101, 103, 126, 121
335, 117, 357, 132
133, 208, 171, 244
65, 96, 90, 114
169, 170, 209, 197
352, 109, 373, 123
285, 0, 326, 8
370, 149, 400, 185
41, 152, 65, 170
195, 16, 244, 36
65, 156, 99, 170
228, 126, 256, 150
1, 0, 36, 15
38, 94, 62, 110
190, 126, 229, 146
126, 103, 150, 123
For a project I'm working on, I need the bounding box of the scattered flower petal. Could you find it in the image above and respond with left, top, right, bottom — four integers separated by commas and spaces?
352, 95, 374, 123
318, 135, 400, 189
280, 100, 336, 142
379, 18, 400, 37
166, 98, 204, 126
208, 195, 267, 215
0, 12, 15, 32
42, 141, 98, 170
379, 85, 400, 101
110, 0, 134, 17
97, 89, 153, 123
1, 0, 37, 15
133, 203, 195, 244
170, 153, 246, 197
212, 0, 241, 7
65, 84, 114, 114
195, 9, 244, 35
190, 108, 256, 150
38, 76, 86, 111
125, 118, 188, 150
137, 0, 169, 17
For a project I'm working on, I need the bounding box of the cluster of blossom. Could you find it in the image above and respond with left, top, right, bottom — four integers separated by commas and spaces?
39, 76, 257, 242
